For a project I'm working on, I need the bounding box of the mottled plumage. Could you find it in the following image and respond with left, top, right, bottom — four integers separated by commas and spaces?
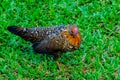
7, 25, 82, 59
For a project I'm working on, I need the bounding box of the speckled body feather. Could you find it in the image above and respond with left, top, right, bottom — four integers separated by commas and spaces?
7, 25, 82, 56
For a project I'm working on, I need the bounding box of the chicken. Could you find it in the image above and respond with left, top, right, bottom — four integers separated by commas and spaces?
7, 25, 82, 69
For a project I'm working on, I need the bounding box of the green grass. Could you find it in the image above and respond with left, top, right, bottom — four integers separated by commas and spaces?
0, 0, 120, 79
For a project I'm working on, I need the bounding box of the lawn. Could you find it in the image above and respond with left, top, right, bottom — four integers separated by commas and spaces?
0, 0, 120, 79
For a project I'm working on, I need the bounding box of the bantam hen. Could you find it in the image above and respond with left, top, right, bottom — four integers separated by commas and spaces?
7, 25, 82, 69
